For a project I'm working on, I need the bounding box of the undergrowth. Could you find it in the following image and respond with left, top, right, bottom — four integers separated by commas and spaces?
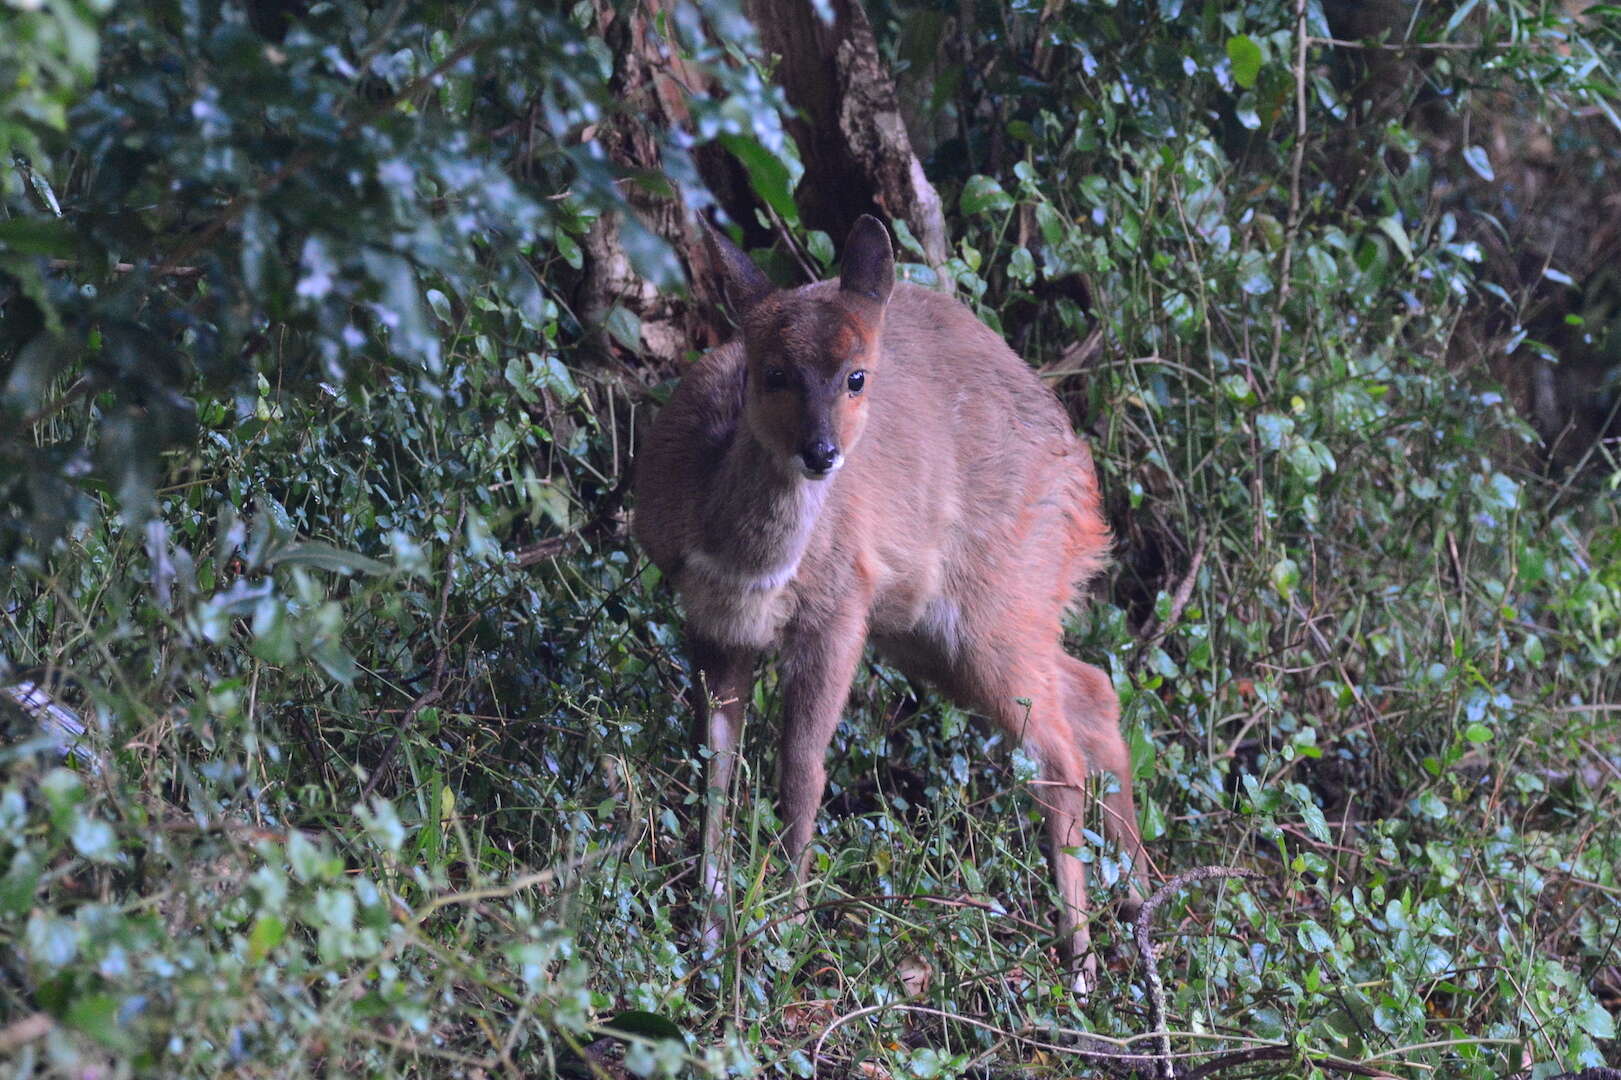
2, 0, 1620, 1077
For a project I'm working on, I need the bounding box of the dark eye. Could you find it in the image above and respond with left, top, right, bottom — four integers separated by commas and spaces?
763, 367, 788, 391
846, 369, 866, 395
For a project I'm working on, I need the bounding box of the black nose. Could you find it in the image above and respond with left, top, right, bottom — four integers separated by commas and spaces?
800, 439, 839, 474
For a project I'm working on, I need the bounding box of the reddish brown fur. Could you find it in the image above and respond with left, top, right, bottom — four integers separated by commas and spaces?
633, 216, 1147, 989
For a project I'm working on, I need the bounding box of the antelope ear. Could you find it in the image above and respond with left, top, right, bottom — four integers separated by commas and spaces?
839, 215, 894, 307
700, 216, 773, 315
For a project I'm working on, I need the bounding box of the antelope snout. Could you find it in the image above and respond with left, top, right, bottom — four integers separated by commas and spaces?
798, 438, 842, 478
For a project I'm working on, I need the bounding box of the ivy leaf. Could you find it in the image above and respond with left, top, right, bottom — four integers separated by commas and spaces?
1226, 35, 1263, 89
1270, 557, 1301, 598
0, 216, 75, 255
1376, 216, 1413, 262
66, 993, 135, 1052
268, 541, 390, 576
248, 914, 286, 964
719, 132, 800, 226
1461, 145, 1494, 182
605, 305, 643, 353
960, 174, 1013, 216
602, 1009, 685, 1041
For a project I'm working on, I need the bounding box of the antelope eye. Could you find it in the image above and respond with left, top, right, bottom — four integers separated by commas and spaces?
763, 367, 789, 391
846, 369, 867, 394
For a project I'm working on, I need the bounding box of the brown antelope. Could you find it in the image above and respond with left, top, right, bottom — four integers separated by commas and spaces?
632, 214, 1147, 989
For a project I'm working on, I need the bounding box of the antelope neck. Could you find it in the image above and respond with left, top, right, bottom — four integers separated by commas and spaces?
689, 427, 833, 591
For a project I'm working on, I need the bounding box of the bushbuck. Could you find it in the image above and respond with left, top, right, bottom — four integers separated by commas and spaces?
633, 214, 1147, 989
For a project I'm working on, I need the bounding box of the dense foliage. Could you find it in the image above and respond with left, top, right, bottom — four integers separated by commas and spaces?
2, 0, 1619, 1076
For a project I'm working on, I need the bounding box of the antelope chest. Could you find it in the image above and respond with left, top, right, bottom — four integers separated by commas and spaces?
673, 553, 800, 649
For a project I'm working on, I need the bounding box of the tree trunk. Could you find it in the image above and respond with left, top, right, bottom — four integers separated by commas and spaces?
579, 0, 950, 370
579, 0, 748, 364
746, 0, 948, 269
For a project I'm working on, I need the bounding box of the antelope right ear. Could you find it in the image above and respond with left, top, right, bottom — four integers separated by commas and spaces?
700, 215, 774, 315
839, 215, 895, 308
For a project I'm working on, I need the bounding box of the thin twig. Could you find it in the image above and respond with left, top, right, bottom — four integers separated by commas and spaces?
46, 258, 201, 278
1306, 34, 1556, 52
1139, 526, 1209, 650
1182, 1045, 1402, 1079
811, 1002, 1157, 1076
360, 684, 443, 800
1135, 866, 1266, 1080
1268, 0, 1309, 381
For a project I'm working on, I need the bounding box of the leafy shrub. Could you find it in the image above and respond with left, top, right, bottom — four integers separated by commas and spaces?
2, 0, 1619, 1076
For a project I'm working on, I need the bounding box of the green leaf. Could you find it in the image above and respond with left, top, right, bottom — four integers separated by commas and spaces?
250, 598, 298, 665
426, 288, 453, 324
1221, 374, 1257, 405
40, 768, 85, 832
719, 132, 800, 226
267, 541, 390, 576
1255, 412, 1294, 451
0, 217, 75, 256
1376, 216, 1413, 262
363, 249, 441, 375
618, 214, 682, 289
1007, 246, 1035, 286
310, 638, 359, 685
1461, 145, 1494, 182
70, 815, 117, 863
249, 914, 286, 963
1234, 94, 1261, 130
66, 993, 135, 1052
1270, 557, 1300, 598
288, 831, 335, 882
1238, 250, 1272, 295
1226, 35, 1263, 89
805, 230, 834, 269
603, 1009, 686, 1041
1464, 723, 1492, 744
892, 218, 927, 259
1578, 997, 1616, 1039
605, 305, 643, 353
1298, 798, 1330, 842
960, 174, 1014, 216
0, 850, 42, 916
556, 231, 583, 270
1443, 0, 1482, 36
538, 354, 582, 403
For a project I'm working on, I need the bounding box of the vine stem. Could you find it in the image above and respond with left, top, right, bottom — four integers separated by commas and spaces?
1268, 0, 1309, 382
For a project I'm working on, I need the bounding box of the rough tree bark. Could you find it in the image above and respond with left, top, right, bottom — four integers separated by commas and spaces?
579, 0, 737, 364
745, 0, 948, 269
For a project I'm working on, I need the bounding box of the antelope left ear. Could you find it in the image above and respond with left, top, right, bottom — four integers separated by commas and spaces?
700, 214, 774, 316
839, 215, 894, 308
